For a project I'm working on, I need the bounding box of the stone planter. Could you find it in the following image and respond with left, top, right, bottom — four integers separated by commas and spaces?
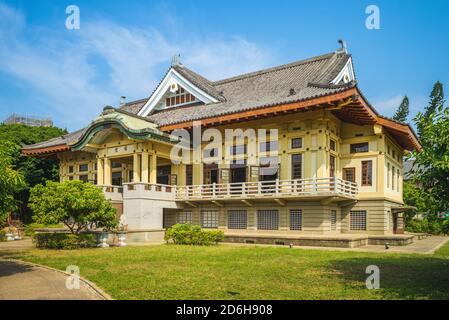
117, 232, 127, 247
97, 232, 110, 248
6, 233, 14, 241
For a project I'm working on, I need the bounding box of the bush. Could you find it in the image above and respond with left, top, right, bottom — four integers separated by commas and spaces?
406, 218, 448, 235
0, 230, 5, 242
164, 223, 224, 245
24, 223, 64, 236
33, 232, 97, 249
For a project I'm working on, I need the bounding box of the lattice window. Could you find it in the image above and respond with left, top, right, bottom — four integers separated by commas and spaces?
331, 210, 337, 231
291, 138, 303, 149
79, 164, 88, 172
291, 154, 303, 179
201, 210, 219, 228
350, 142, 369, 153
177, 211, 192, 224
257, 210, 279, 230
290, 209, 302, 231
165, 86, 197, 107
350, 211, 367, 231
227, 210, 247, 229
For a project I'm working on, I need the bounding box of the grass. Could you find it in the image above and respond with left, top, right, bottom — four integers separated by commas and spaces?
1, 242, 449, 300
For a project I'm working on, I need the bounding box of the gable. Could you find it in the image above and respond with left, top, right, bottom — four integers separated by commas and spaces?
138, 68, 220, 117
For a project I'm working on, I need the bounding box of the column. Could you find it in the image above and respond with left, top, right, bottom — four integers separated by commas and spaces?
104, 158, 112, 185
97, 158, 104, 185
150, 154, 157, 184
133, 153, 141, 182
141, 152, 149, 183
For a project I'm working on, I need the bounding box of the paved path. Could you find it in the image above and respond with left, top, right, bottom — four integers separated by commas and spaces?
224, 236, 449, 254
0, 259, 105, 300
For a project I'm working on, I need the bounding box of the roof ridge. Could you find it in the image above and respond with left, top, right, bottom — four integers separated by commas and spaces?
212, 52, 337, 85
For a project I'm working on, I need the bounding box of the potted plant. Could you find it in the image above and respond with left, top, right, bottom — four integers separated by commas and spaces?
97, 231, 110, 248
4, 226, 16, 241
116, 223, 128, 247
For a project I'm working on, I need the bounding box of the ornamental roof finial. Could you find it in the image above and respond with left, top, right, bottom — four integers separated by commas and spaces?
171, 54, 181, 67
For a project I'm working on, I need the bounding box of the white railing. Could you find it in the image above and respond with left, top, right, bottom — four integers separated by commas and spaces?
175, 177, 357, 201
100, 178, 358, 202
98, 185, 123, 202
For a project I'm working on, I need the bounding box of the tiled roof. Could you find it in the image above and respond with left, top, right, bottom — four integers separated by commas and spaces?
147, 52, 353, 126
22, 128, 86, 150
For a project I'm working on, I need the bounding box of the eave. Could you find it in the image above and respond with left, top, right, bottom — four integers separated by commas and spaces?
21, 144, 70, 156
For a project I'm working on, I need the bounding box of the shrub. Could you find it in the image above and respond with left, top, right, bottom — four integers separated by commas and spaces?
0, 230, 5, 242
406, 218, 448, 235
29, 180, 118, 234
33, 232, 97, 249
164, 223, 224, 245
24, 223, 64, 236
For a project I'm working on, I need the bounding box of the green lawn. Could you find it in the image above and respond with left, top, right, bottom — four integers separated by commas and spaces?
1, 243, 449, 300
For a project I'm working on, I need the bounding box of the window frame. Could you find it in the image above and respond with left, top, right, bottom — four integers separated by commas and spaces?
291, 137, 303, 149
361, 160, 373, 186
201, 210, 219, 229
343, 167, 355, 183
257, 210, 279, 230
350, 210, 367, 231
227, 210, 247, 230
350, 142, 369, 153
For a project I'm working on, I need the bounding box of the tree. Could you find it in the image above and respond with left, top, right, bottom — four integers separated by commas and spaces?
0, 124, 67, 187
409, 100, 449, 217
29, 180, 118, 234
425, 81, 445, 118
0, 142, 26, 225
0, 124, 67, 223
393, 96, 410, 122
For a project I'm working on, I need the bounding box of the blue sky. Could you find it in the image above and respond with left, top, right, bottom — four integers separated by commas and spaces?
0, 0, 448, 130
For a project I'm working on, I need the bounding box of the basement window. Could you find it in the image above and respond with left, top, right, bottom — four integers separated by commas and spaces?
257, 210, 279, 230
290, 209, 302, 231
201, 210, 219, 228
350, 211, 367, 231
227, 210, 247, 229
177, 211, 192, 224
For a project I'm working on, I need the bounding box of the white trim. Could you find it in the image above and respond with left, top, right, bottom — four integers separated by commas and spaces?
138, 68, 219, 116
331, 57, 355, 85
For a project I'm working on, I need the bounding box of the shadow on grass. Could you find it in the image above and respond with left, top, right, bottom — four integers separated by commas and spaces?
328, 255, 449, 299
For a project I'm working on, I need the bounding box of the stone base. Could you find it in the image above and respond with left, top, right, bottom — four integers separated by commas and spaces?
367, 235, 414, 246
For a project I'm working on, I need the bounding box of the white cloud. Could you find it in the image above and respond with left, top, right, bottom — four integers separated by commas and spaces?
371, 95, 404, 117
0, 3, 275, 130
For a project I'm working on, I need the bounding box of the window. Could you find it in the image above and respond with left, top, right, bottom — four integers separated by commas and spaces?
68, 176, 74, 180
291, 154, 303, 179
79, 175, 89, 182
331, 210, 337, 231
94, 163, 98, 170
230, 145, 247, 155
79, 164, 88, 172
257, 210, 279, 230
290, 209, 302, 231
291, 138, 303, 149
228, 210, 247, 229
350, 142, 369, 153
387, 163, 390, 188
259, 141, 278, 152
361, 160, 372, 186
201, 210, 219, 228
350, 211, 367, 231
112, 161, 122, 168
165, 86, 197, 107
343, 168, 355, 183
397, 168, 400, 192
186, 165, 193, 186
392, 165, 395, 190
177, 211, 192, 224
392, 150, 396, 160
68, 166, 74, 173
387, 145, 391, 155
329, 155, 336, 178
330, 139, 336, 151
112, 172, 122, 186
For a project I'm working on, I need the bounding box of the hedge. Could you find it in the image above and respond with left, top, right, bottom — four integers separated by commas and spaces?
165, 223, 224, 245
33, 233, 97, 249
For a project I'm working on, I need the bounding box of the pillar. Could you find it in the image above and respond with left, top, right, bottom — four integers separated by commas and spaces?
133, 153, 141, 182
150, 154, 157, 184
104, 158, 112, 185
97, 158, 104, 185
141, 152, 149, 183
